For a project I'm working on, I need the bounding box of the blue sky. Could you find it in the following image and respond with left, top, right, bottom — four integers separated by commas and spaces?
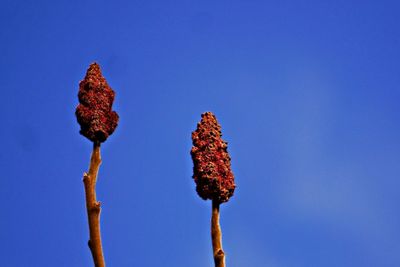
1, 0, 400, 266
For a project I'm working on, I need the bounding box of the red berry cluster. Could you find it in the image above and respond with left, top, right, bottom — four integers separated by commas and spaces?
191, 112, 236, 203
76, 63, 119, 143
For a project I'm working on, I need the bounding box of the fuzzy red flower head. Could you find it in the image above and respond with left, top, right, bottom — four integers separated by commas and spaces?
76, 63, 119, 143
191, 112, 236, 203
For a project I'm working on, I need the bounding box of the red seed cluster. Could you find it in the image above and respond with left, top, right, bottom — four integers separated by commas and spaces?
76, 63, 119, 143
191, 112, 236, 203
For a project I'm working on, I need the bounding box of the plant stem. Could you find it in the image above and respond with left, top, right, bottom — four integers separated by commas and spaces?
83, 142, 106, 267
211, 200, 225, 267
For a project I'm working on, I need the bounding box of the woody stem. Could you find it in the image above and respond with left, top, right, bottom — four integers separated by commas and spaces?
211, 200, 225, 267
83, 142, 106, 267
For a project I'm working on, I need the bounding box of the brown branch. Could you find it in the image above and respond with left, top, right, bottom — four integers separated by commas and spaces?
211, 200, 225, 267
83, 142, 106, 267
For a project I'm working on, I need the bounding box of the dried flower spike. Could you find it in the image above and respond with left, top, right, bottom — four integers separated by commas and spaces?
76, 62, 119, 143
191, 112, 236, 204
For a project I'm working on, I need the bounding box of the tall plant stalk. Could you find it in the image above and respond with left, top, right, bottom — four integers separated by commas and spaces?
191, 112, 236, 267
76, 63, 119, 267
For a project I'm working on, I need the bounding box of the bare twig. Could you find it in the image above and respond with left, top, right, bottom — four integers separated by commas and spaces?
211, 200, 225, 267
83, 142, 106, 267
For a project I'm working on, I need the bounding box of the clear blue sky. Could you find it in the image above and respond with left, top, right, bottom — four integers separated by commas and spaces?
1, 0, 399, 266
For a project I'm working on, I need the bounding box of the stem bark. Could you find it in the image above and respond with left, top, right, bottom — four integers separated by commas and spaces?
211, 200, 225, 267
83, 142, 106, 267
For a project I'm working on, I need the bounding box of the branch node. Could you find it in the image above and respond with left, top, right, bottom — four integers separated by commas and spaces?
91, 201, 101, 213
215, 249, 225, 257
83, 173, 90, 182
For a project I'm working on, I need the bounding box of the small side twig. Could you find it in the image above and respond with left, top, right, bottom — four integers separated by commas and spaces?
211, 200, 225, 267
83, 142, 105, 267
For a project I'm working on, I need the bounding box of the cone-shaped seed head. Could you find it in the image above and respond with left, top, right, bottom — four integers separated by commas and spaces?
191, 112, 236, 203
75, 63, 119, 143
